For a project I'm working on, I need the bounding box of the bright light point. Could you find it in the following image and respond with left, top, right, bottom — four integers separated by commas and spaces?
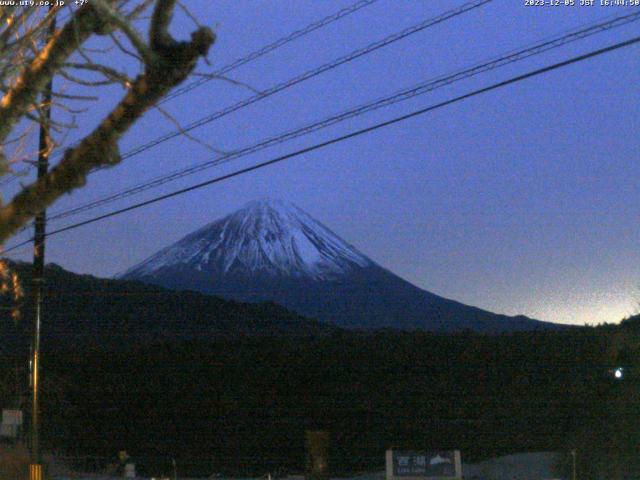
614, 368, 624, 379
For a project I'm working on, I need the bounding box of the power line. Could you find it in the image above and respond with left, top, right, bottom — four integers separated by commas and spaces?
45, 10, 640, 223
0, 0, 379, 187
109, 1, 492, 161
59, 0, 488, 180
160, 0, 380, 104
2, 0, 488, 187
14, 0, 498, 230
3, 34, 637, 254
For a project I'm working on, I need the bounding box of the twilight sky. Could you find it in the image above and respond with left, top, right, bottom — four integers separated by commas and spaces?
4, 1, 640, 326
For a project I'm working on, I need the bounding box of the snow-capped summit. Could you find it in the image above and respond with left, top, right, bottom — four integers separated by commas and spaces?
121, 199, 558, 332
121, 198, 372, 281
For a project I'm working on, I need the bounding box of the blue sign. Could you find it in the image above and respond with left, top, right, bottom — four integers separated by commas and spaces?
392, 451, 457, 477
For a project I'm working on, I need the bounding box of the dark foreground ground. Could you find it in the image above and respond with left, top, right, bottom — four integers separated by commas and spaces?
2, 319, 639, 479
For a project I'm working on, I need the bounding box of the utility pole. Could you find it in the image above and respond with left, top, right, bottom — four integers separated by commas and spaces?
30, 7, 56, 480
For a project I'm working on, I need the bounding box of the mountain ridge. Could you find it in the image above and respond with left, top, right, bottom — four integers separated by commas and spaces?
0, 259, 334, 352
121, 198, 560, 333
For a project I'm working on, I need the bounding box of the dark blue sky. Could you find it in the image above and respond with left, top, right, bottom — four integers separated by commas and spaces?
6, 1, 640, 325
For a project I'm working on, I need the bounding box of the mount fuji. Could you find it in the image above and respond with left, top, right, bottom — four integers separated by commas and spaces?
120, 199, 556, 332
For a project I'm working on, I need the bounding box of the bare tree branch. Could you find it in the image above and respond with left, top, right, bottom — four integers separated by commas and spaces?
193, 72, 263, 94
0, 5, 99, 142
150, 0, 176, 49
154, 104, 227, 154
0, 1, 215, 243
91, 0, 157, 65
64, 62, 133, 87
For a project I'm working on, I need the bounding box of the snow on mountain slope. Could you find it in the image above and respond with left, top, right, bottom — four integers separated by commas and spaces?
121, 199, 373, 281
120, 198, 558, 332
